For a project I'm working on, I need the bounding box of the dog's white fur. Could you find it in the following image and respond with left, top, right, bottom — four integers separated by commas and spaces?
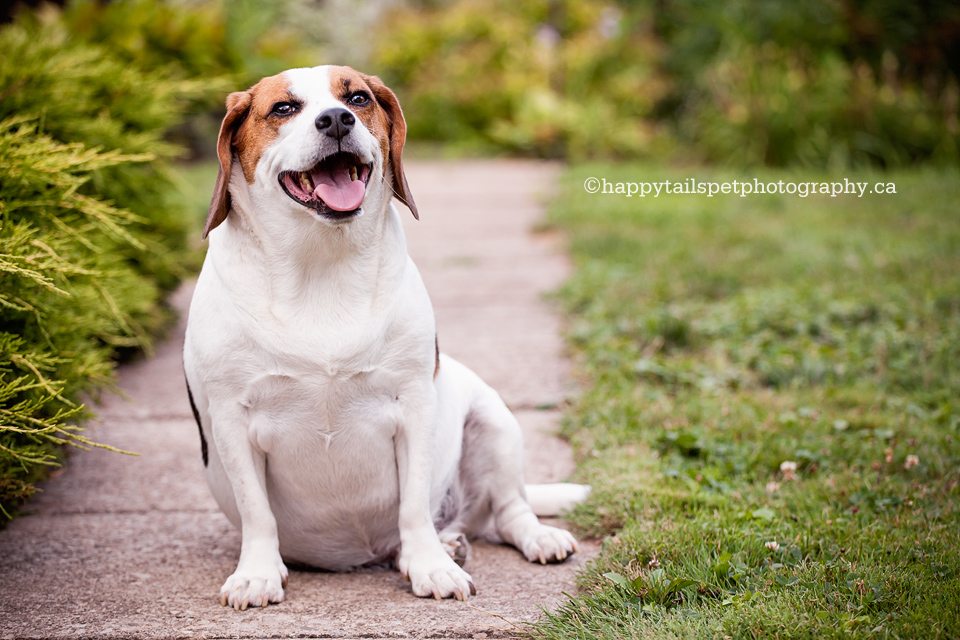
183, 65, 589, 609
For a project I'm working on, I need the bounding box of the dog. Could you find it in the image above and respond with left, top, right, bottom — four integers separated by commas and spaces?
182, 65, 590, 610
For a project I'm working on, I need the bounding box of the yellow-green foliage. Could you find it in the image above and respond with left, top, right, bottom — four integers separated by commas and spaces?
374, 0, 670, 159
373, 0, 960, 166
0, 17, 218, 517
60, 0, 329, 90
688, 46, 960, 168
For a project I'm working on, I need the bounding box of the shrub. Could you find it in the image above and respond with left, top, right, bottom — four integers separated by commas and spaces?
59, 0, 324, 89
682, 45, 960, 167
664, 0, 960, 168
372, 0, 960, 167
373, 0, 671, 159
0, 16, 216, 517
53, 0, 328, 157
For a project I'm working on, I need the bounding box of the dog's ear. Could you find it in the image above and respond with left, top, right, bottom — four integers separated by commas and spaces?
204, 91, 252, 239
362, 74, 418, 220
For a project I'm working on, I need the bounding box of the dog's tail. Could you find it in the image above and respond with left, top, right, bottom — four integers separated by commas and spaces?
524, 483, 591, 517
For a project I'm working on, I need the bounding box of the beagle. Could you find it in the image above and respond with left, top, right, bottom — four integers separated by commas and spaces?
182, 65, 589, 610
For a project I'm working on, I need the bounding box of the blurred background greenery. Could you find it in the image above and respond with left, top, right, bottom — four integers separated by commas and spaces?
375, 0, 960, 165
5, 0, 958, 166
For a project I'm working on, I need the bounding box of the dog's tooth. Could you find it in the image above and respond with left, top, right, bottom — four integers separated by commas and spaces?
300, 172, 311, 192
350, 165, 358, 181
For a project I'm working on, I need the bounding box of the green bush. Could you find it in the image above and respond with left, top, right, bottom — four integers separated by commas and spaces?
60, 0, 325, 90
665, 0, 960, 168
373, 0, 671, 159
373, 0, 960, 166
681, 45, 960, 167
0, 16, 217, 517
52, 0, 328, 158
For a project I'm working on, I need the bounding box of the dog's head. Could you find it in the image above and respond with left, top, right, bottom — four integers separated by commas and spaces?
203, 66, 417, 238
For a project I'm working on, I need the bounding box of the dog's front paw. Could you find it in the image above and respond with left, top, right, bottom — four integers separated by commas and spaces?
399, 549, 476, 600
520, 524, 580, 565
220, 556, 288, 610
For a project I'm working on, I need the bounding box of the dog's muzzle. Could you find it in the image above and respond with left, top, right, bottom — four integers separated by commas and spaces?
279, 151, 373, 219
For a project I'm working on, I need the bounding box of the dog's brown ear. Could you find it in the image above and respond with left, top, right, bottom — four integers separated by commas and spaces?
204, 91, 252, 238
362, 74, 418, 220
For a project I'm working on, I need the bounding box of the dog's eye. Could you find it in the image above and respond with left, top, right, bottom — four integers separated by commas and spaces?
271, 102, 298, 116
348, 92, 370, 106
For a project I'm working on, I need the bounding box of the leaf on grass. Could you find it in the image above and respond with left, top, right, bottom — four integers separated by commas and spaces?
603, 572, 630, 589
751, 507, 776, 521
665, 577, 700, 594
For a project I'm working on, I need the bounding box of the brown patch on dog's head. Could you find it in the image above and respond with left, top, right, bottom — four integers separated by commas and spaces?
328, 66, 418, 219
204, 74, 297, 238
233, 75, 297, 184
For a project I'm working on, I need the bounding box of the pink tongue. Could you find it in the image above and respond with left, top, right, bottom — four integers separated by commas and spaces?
312, 165, 365, 211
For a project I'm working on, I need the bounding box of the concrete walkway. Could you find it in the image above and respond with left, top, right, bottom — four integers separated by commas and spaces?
0, 159, 596, 640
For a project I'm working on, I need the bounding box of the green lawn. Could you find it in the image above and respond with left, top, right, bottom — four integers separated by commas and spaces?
535, 164, 960, 639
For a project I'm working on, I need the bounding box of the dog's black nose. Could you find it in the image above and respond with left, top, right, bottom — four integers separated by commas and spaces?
316, 107, 355, 140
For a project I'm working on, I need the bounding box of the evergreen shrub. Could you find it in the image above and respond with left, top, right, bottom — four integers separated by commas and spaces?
0, 17, 217, 517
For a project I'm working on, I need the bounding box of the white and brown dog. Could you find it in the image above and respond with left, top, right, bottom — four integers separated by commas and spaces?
183, 65, 589, 610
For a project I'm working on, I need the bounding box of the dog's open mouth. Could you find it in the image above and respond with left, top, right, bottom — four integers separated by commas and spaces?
279, 152, 373, 218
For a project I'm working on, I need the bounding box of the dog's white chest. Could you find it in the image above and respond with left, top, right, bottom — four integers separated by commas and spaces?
241, 370, 383, 451
237, 369, 408, 568
240, 365, 404, 454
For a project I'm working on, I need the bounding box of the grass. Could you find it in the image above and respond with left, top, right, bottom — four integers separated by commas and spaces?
535, 164, 960, 639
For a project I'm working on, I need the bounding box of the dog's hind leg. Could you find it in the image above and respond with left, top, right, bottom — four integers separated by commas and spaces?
438, 531, 470, 567
431, 487, 471, 567
452, 377, 584, 565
